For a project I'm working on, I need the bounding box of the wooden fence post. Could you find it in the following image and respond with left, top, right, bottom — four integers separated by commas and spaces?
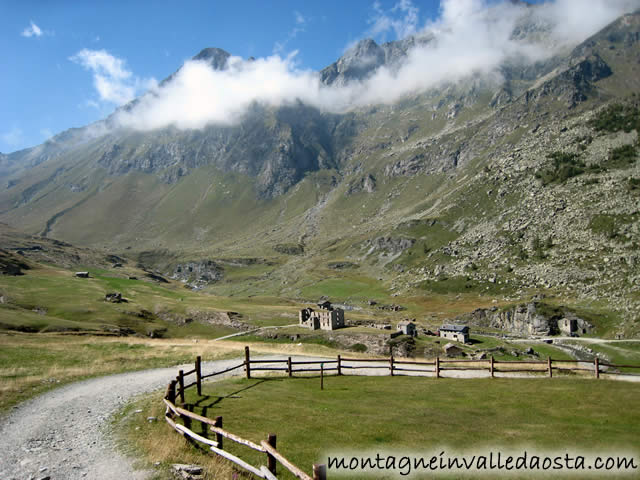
436, 357, 440, 379
548, 357, 553, 378
214, 416, 223, 450
178, 370, 185, 404
390, 354, 394, 376
196, 356, 202, 396
245, 346, 251, 379
337, 354, 342, 376
288, 357, 292, 377
321, 363, 324, 390
183, 408, 192, 431
267, 434, 277, 476
490, 356, 494, 378
168, 380, 176, 405
595, 357, 600, 379
313, 463, 327, 480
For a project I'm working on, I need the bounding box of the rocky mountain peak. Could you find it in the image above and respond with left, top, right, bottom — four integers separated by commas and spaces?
191, 47, 231, 70
320, 38, 386, 86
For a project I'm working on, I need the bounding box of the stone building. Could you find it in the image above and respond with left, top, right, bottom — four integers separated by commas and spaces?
558, 317, 589, 336
397, 320, 417, 337
444, 342, 464, 357
439, 324, 470, 343
299, 301, 345, 331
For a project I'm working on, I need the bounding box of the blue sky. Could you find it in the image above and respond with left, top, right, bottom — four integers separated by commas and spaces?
0, 0, 575, 153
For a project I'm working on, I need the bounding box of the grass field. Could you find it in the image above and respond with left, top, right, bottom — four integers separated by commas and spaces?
121, 374, 640, 480
0, 334, 245, 411
0, 334, 369, 413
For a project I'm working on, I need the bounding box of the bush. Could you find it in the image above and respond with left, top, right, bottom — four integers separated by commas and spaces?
588, 214, 637, 241
603, 144, 638, 170
590, 103, 640, 133
536, 151, 586, 185
628, 177, 640, 192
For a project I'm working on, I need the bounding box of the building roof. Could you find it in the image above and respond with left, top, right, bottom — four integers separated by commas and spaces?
398, 320, 415, 326
440, 324, 469, 333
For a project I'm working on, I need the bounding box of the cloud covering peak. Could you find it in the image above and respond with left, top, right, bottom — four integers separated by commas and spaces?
111, 0, 640, 132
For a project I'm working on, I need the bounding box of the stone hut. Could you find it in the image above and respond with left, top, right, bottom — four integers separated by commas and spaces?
439, 324, 470, 343
558, 317, 589, 336
397, 320, 417, 337
444, 342, 464, 357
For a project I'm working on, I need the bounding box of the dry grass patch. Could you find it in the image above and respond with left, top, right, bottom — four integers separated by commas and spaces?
0, 333, 243, 411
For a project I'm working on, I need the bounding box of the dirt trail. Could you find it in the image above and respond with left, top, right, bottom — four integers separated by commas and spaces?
0, 359, 241, 480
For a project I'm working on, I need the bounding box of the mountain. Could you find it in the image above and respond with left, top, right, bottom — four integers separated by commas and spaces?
320, 35, 435, 86
1, 6, 640, 337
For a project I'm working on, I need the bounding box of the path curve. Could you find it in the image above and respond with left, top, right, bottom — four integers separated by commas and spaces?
0, 358, 244, 480
1, 354, 638, 479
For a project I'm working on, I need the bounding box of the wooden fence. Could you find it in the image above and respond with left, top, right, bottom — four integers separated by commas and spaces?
163, 347, 639, 479
164, 354, 325, 480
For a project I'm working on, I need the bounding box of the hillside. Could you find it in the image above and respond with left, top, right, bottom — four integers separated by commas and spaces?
1, 6, 639, 337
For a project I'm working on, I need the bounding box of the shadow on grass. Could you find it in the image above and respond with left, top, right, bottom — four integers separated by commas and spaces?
182, 378, 276, 438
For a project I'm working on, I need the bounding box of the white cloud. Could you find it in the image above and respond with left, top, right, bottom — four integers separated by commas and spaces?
1, 127, 25, 148
368, 0, 420, 41
114, 0, 640, 133
295, 11, 306, 25
21, 21, 43, 38
70, 49, 157, 106
117, 53, 320, 129
274, 10, 308, 54
539, 0, 640, 45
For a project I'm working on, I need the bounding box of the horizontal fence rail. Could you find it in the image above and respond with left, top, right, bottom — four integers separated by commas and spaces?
163, 348, 640, 479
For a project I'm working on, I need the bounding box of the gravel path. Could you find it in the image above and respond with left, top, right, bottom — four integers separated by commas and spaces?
0, 358, 244, 480
2, 353, 638, 480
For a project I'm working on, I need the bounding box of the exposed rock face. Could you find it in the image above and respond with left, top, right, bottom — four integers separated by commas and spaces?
523, 54, 612, 108
363, 236, 415, 255
0, 249, 30, 275
327, 261, 359, 270
459, 302, 593, 337
95, 104, 344, 197
320, 39, 385, 86
105, 292, 125, 303
320, 35, 434, 86
273, 243, 304, 255
171, 260, 224, 288
192, 47, 231, 70
346, 174, 376, 195
156, 309, 250, 330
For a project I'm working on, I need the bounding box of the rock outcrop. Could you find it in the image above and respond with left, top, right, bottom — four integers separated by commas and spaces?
171, 261, 224, 288
458, 302, 593, 337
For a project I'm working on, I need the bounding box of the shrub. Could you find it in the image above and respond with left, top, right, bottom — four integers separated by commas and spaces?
628, 177, 640, 192
536, 151, 586, 185
588, 214, 637, 241
590, 103, 640, 133
603, 144, 638, 170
